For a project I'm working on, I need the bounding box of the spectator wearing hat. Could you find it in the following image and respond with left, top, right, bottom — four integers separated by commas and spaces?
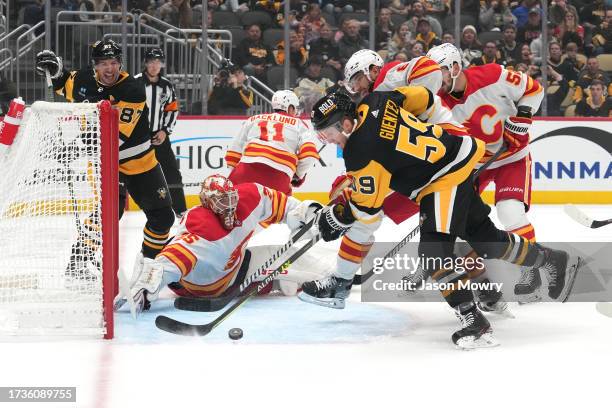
479, 0, 516, 32
460, 25, 482, 66
517, 7, 542, 45
497, 23, 522, 67
294, 57, 336, 113
592, 8, 612, 55
575, 79, 612, 117
415, 18, 442, 52
471, 41, 507, 67
407, 1, 442, 38
511, 0, 539, 29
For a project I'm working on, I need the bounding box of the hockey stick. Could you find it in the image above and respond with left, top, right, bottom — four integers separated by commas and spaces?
155, 179, 352, 334
352, 142, 509, 286
564, 204, 612, 229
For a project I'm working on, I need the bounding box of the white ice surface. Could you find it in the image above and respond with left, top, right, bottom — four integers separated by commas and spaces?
1, 205, 611, 408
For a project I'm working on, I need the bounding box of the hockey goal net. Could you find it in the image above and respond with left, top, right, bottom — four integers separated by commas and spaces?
0, 101, 117, 338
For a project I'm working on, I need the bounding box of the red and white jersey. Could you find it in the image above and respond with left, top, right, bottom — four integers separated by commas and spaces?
225, 112, 319, 179
373, 56, 467, 136
156, 183, 301, 297
439, 64, 544, 169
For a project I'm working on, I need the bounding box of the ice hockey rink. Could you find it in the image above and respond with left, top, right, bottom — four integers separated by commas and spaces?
0, 204, 610, 408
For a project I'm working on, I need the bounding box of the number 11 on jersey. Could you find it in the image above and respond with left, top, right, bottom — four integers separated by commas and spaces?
258, 121, 284, 142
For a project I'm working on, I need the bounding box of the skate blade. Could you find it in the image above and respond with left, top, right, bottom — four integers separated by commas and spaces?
455, 332, 500, 350
478, 301, 515, 319
297, 291, 346, 309
559, 256, 582, 303
517, 292, 543, 305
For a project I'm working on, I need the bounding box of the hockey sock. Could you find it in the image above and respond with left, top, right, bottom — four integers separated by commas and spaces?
142, 226, 170, 258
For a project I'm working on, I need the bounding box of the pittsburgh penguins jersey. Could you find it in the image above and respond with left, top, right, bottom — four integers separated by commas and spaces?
372, 57, 467, 135
52, 68, 156, 175
344, 87, 485, 223
439, 64, 544, 169
156, 183, 302, 297
225, 112, 319, 179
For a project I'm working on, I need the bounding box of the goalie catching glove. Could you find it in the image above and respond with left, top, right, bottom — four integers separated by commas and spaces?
503, 106, 532, 152
35, 50, 63, 79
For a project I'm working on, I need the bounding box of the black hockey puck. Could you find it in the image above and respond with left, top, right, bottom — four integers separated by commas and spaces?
228, 328, 243, 340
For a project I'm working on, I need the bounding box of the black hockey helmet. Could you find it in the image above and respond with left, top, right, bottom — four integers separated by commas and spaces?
144, 48, 165, 62
310, 91, 356, 131
91, 39, 122, 64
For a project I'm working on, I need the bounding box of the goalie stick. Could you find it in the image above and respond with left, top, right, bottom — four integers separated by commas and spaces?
564, 205, 612, 229
352, 143, 509, 285
155, 178, 352, 334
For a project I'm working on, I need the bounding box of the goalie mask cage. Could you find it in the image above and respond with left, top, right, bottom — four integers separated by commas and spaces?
0, 101, 118, 339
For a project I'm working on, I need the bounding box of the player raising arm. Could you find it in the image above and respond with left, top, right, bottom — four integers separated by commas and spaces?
35, 40, 175, 271
299, 91, 581, 349
427, 43, 544, 302
225, 90, 319, 195
113, 175, 324, 315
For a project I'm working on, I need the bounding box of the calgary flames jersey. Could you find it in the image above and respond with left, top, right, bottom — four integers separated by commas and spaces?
156, 183, 301, 297
225, 112, 320, 179
439, 64, 543, 169
344, 87, 485, 223
373, 57, 467, 136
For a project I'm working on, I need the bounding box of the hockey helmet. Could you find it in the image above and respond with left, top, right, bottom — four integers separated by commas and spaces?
271, 90, 300, 114
200, 174, 240, 230
344, 49, 384, 94
91, 39, 122, 65
144, 48, 165, 63
426, 43, 462, 90
310, 91, 356, 144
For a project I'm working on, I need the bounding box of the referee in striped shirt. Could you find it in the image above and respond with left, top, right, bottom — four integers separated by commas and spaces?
135, 48, 187, 217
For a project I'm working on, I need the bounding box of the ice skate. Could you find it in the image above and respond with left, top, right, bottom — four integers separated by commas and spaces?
475, 280, 514, 318
539, 249, 581, 302
514, 267, 542, 304
298, 275, 353, 309
452, 304, 500, 350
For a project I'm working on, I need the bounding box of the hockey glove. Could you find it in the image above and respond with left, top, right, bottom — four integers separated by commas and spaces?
329, 174, 353, 207
503, 106, 533, 152
35, 50, 63, 79
287, 200, 323, 241
291, 174, 306, 188
318, 203, 354, 242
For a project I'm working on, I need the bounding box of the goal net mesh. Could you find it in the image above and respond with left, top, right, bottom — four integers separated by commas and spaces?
0, 101, 114, 337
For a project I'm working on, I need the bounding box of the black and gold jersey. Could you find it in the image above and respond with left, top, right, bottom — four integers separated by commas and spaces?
344, 86, 485, 222
52, 68, 157, 175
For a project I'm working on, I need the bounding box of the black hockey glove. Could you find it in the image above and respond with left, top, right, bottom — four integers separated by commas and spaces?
317, 203, 354, 241
35, 50, 63, 79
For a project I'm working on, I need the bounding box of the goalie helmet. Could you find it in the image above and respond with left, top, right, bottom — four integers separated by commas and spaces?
200, 174, 240, 230
271, 90, 300, 114
91, 39, 122, 64
310, 92, 356, 143
426, 43, 462, 90
343, 49, 384, 94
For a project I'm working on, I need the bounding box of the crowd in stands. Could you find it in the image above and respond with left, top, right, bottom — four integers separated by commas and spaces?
14, 0, 612, 116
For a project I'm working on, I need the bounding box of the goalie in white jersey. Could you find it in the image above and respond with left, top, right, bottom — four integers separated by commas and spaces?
114, 174, 328, 315
224, 90, 320, 195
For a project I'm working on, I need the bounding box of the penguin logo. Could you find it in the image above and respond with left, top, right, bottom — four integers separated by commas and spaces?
157, 187, 167, 200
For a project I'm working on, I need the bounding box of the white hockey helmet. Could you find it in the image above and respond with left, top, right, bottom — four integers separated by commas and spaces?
426, 43, 462, 91
271, 90, 300, 114
344, 49, 384, 94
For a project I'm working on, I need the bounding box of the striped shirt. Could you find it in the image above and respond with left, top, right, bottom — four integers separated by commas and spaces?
134, 72, 179, 134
